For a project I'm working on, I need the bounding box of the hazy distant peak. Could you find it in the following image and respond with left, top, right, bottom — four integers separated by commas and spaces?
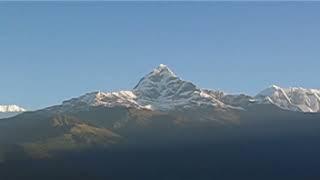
0, 105, 26, 112
257, 85, 284, 97
256, 85, 320, 113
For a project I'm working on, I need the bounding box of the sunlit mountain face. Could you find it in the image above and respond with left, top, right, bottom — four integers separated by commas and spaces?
1, 65, 320, 179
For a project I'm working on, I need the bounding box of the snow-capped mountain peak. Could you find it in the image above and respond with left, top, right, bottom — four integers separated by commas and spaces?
0, 105, 26, 119
257, 85, 283, 97
255, 85, 320, 112
134, 64, 195, 96
61, 64, 226, 112
132, 64, 225, 110
134, 64, 178, 91
0, 105, 26, 113
152, 64, 177, 78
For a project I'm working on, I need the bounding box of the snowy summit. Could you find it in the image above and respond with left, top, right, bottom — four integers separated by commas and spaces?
256, 85, 320, 112
0, 105, 26, 119
0, 105, 26, 113
63, 64, 225, 111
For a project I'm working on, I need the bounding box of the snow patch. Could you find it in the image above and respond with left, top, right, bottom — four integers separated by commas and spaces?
0, 105, 26, 112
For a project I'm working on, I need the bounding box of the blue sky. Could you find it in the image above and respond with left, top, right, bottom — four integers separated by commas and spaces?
1, 2, 320, 110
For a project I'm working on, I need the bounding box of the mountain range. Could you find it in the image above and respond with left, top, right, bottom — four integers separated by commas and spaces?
1, 64, 320, 179
52, 64, 320, 113
2, 64, 319, 118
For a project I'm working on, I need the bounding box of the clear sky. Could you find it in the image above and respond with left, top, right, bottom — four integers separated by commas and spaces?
1, 2, 320, 110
